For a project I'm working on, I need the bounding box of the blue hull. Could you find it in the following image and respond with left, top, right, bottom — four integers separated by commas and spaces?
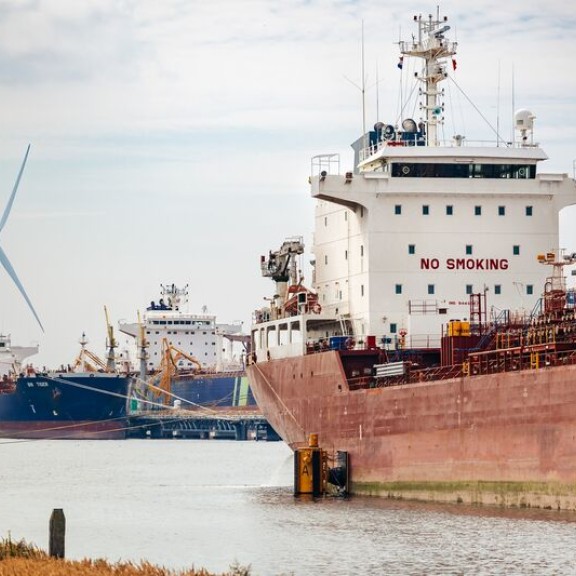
169, 372, 256, 408
0, 373, 131, 439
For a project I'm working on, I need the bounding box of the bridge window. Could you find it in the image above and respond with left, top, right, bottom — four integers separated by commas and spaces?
391, 163, 536, 179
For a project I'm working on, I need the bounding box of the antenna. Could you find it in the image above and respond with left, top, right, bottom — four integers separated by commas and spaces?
375, 61, 380, 121
0, 145, 44, 332
361, 20, 366, 150
511, 64, 515, 146
343, 21, 368, 155
496, 59, 500, 147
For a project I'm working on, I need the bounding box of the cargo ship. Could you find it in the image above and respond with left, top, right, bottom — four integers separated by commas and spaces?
0, 327, 131, 440
0, 367, 131, 440
119, 284, 256, 410
246, 11, 576, 509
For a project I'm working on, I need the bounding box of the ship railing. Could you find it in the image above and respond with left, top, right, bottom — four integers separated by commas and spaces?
363, 137, 525, 157
348, 342, 576, 391
401, 334, 442, 349
468, 343, 576, 376
311, 153, 340, 178
349, 362, 466, 390
303, 333, 442, 354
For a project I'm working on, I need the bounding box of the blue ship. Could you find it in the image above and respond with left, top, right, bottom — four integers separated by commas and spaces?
119, 284, 256, 410
0, 371, 130, 439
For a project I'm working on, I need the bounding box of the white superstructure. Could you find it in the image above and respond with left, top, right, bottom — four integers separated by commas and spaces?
119, 284, 246, 372
253, 11, 576, 356
0, 334, 38, 376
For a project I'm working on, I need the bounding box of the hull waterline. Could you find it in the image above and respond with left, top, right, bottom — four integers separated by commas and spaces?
247, 353, 576, 509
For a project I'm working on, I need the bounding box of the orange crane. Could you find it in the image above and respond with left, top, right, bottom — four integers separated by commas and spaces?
154, 338, 202, 406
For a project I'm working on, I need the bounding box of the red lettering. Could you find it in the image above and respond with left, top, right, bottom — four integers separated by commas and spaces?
420, 257, 510, 270
421, 258, 439, 270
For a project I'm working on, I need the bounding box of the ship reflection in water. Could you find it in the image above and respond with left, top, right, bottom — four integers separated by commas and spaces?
0, 440, 574, 575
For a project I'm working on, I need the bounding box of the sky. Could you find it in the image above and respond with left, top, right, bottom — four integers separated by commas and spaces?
0, 0, 575, 369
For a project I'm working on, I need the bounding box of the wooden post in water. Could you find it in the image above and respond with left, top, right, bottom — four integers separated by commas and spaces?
49, 508, 66, 559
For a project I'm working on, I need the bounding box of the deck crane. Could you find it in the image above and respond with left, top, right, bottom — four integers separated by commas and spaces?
72, 333, 107, 372
260, 237, 304, 284
260, 237, 305, 319
260, 237, 321, 319
154, 338, 203, 406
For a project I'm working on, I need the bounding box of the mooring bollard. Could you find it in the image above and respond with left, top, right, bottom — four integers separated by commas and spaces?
49, 508, 66, 559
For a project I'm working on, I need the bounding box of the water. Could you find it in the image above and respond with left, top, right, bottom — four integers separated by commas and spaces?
0, 439, 575, 575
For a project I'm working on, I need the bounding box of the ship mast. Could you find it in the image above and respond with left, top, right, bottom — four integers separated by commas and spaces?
137, 310, 148, 381
399, 10, 457, 146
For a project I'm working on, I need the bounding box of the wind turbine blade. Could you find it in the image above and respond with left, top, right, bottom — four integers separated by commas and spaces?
0, 144, 31, 234
0, 244, 44, 332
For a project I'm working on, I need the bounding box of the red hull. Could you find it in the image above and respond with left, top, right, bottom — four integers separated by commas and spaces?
247, 351, 576, 508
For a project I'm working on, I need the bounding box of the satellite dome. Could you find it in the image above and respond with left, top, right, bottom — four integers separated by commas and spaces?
515, 109, 535, 131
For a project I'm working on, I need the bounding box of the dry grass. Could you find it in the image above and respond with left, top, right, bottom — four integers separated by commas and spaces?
0, 537, 250, 576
